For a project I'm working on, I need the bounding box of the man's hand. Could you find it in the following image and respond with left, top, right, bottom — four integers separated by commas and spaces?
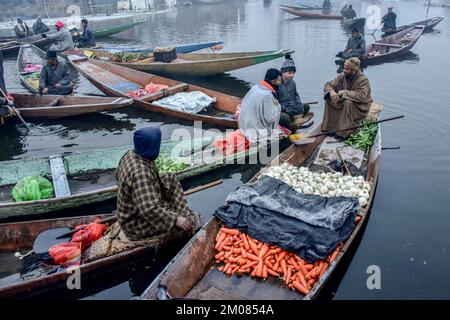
330, 91, 340, 105
42, 88, 49, 94
176, 216, 192, 233
337, 90, 345, 98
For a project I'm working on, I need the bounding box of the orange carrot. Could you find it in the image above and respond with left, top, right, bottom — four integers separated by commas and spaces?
238, 258, 247, 266
259, 244, 269, 260
298, 263, 308, 276
256, 260, 264, 278
285, 266, 292, 285
215, 232, 226, 250
246, 253, 259, 261
304, 264, 314, 271
221, 227, 240, 235
228, 256, 241, 263
288, 283, 293, 289
241, 248, 247, 259
251, 268, 257, 277
319, 262, 329, 278
257, 243, 262, 250
214, 251, 225, 260
216, 230, 223, 242
276, 251, 287, 262
239, 234, 250, 250
267, 268, 281, 277
224, 251, 233, 259
241, 261, 258, 269
293, 280, 310, 295
273, 260, 279, 271
289, 258, 300, 271
310, 266, 321, 279
297, 271, 308, 288
232, 248, 241, 254
218, 266, 224, 272
263, 265, 268, 279
280, 259, 287, 276
222, 262, 231, 273
264, 259, 274, 269
248, 239, 260, 256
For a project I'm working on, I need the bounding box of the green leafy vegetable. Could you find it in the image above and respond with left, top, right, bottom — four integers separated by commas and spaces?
155, 154, 190, 173
345, 121, 378, 154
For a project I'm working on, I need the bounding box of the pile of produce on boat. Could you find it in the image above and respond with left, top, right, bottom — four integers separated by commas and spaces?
345, 120, 378, 154
110, 51, 148, 63
127, 82, 170, 99
262, 164, 371, 207
213, 222, 361, 295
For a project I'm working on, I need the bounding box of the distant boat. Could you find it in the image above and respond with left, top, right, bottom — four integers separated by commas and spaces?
95, 41, 224, 54
381, 16, 444, 37
280, 5, 343, 20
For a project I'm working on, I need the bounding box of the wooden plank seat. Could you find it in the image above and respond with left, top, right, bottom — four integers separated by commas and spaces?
372, 42, 403, 48
49, 155, 71, 198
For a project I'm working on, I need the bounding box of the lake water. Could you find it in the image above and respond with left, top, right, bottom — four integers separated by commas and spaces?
1, 0, 450, 299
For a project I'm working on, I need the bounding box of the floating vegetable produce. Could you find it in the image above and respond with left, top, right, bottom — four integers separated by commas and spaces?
345, 121, 378, 154
262, 163, 371, 207
155, 154, 190, 173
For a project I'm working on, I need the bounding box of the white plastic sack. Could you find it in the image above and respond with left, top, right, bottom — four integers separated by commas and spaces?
153, 91, 217, 114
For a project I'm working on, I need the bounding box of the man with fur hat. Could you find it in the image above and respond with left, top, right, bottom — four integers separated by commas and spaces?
39, 50, 73, 95
41, 21, 74, 52
322, 57, 373, 138
115, 127, 200, 241
277, 55, 310, 131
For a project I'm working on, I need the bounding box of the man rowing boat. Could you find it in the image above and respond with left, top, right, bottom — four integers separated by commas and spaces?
322, 58, 373, 138
39, 50, 74, 95
0, 51, 14, 121
115, 127, 200, 241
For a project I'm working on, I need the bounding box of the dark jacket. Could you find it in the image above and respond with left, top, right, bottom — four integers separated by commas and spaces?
33, 21, 50, 34
0, 51, 6, 93
276, 79, 304, 116
345, 34, 366, 55
14, 23, 32, 38
78, 27, 96, 47
345, 8, 357, 19
39, 61, 71, 90
382, 12, 397, 30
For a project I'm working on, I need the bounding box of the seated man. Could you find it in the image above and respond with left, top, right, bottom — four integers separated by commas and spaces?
238, 68, 282, 144
346, 4, 357, 19
39, 50, 74, 95
77, 19, 96, 48
382, 7, 397, 33
14, 18, 32, 39
322, 58, 373, 138
277, 55, 310, 131
42, 21, 75, 52
33, 17, 50, 35
322, 0, 331, 10
337, 28, 366, 60
115, 127, 200, 241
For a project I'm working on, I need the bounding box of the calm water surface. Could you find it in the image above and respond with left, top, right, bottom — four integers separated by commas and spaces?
1, 0, 450, 299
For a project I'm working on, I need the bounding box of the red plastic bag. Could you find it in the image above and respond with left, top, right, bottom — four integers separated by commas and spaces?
71, 221, 107, 247
212, 129, 249, 156
144, 83, 169, 94
49, 242, 82, 265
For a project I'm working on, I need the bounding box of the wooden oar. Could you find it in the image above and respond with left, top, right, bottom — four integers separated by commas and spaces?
33, 179, 224, 252
0, 88, 30, 131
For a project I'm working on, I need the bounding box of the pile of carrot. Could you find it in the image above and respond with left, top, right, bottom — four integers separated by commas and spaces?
214, 215, 362, 295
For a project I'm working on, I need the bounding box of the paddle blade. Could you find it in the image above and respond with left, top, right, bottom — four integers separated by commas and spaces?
32, 227, 72, 255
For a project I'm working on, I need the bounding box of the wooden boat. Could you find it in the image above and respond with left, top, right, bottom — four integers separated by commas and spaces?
0, 34, 49, 57
381, 16, 444, 37
68, 54, 241, 127
341, 17, 366, 31
92, 21, 145, 38
17, 43, 66, 94
97, 41, 224, 54
362, 26, 424, 65
10, 93, 132, 119
84, 49, 294, 77
296, 1, 330, 10
0, 130, 293, 220
140, 103, 383, 300
0, 213, 182, 298
280, 5, 343, 20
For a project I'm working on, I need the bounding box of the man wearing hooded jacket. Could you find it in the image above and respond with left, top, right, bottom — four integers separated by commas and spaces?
115, 127, 200, 241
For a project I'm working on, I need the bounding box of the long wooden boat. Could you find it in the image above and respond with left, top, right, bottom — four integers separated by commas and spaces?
98, 41, 224, 54
67, 54, 241, 128
362, 26, 424, 66
341, 17, 366, 30
10, 93, 132, 119
0, 34, 49, 57
0, 213, 183, 298
381, 16, 444, 37
280, 5, 343, 20
17, 44, 65, 94
84, 49, 294, 77
296, 1, 331, 10
91, 20, 146, 38
140, 103, 383, 300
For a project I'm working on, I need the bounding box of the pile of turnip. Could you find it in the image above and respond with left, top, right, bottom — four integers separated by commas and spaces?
262, 163, 371, 207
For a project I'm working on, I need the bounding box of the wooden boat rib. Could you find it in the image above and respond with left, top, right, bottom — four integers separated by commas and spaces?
89, 49, 294, 77
10, 93, 133, 119
381, 16, 444, 37
0, 213, 181, 298
140, 103, 383, 300
363, 26, 424, 65
68, 55, 242, 128
280, 5, 343, 20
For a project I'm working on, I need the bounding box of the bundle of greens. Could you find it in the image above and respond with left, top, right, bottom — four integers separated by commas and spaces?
111, 52, 146, 62
345, 121, 378, 154
156, 154, 190, 173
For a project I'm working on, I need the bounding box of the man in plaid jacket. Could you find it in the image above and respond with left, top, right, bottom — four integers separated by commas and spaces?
115, 127, 200, 241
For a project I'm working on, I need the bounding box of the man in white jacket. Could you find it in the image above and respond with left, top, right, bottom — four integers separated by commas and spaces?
42, 21, 74, 52
238, 68, 282, 144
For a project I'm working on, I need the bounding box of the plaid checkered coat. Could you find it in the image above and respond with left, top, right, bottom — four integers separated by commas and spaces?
115, 150, 196, 241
